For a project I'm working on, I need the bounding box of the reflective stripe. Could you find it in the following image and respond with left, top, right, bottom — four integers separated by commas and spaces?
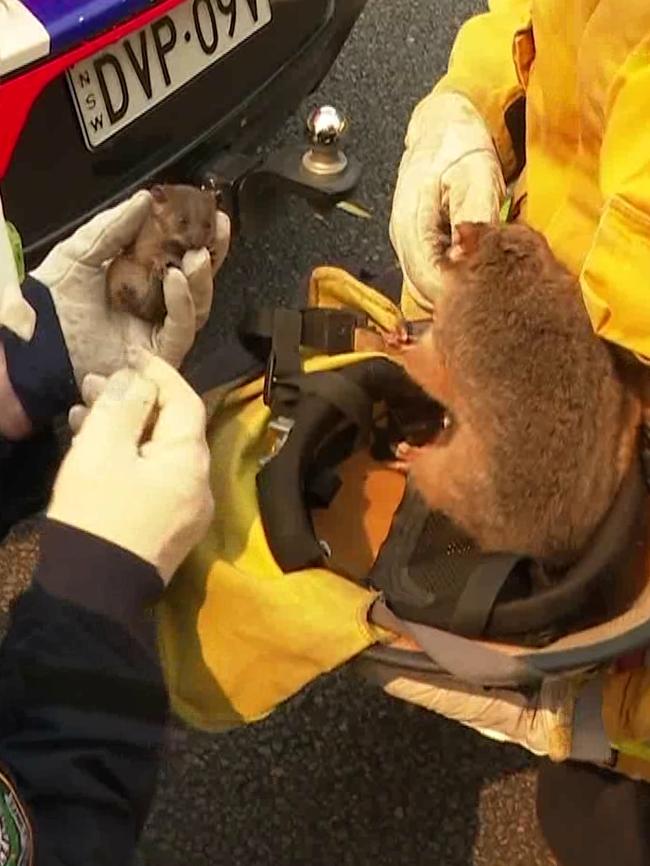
0, 191, 30, 340
612, 738, 650, 763
0, 194, 19, 302
0, 1, 50, 77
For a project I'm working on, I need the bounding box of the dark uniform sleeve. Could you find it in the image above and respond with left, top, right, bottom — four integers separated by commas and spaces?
0, 277, 80, 429
0, 519, 169, 866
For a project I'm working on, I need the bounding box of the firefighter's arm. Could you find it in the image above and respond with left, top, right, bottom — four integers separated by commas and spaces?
0, 535, 169, 866
0, 354, 214, 864
602, 663, 650, 779
432, 0, 532, 180
389, 1, 530, 314
366, 660, 650, 778
579, 48, 650, 361
363, 664, 621, 767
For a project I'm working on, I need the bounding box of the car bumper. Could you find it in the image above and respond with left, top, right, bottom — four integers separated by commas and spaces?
1, 0, 367, 269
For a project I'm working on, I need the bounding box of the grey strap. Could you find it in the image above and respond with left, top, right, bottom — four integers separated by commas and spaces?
369, 599, 540, 688
271, 308, 302, 381
449, 553, 525, 637
570, 677, 613, 765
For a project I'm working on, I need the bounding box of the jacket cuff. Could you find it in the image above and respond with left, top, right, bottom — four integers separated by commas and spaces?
0, 276, 79, 427
34, 519, 164, 639
431, 10, 531, 182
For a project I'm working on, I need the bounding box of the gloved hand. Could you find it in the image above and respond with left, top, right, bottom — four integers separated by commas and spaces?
389, 92, 505, 314
364, 664, 613, 765
32, 189, 230, 384
49, 352, 214, 584
0, 189, 230, 432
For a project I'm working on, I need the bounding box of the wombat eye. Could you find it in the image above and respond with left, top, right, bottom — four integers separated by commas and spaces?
178, 215, 189, 228
203, 221, 211, 230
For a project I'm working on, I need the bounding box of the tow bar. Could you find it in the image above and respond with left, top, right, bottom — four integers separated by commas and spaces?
195, 106, 363, 235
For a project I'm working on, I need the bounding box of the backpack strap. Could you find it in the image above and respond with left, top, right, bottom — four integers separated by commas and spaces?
243, 306, 369, 356
280, 371, 373, 442
263, 308, 303, 408
256, 368, 377, 571
364, 599, 543, 688
242, 306, 372, 413
449, 553, 528, 637
256, 357, 439, 572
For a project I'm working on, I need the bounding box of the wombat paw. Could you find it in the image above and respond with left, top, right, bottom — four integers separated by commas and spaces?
382, 326, 409, 350
385, 441, 417, 474
394, 440, 416, 461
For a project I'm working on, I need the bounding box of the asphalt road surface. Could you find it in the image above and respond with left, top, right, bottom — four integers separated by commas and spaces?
0, 1, 561, 864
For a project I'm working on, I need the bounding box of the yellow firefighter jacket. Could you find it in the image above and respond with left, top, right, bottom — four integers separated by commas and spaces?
426, 0, 650, 780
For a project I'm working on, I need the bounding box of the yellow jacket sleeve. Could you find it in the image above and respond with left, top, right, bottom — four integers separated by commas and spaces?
580, 41, 650, 359
432, 0, 533, 180
602, 666, 650, 776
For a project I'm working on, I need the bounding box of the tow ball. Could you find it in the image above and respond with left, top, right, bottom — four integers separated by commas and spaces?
195, 105, 363, 234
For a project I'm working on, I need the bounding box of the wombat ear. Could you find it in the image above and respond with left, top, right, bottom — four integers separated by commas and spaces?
448, 222, 486, 263
151, 185, 168, 205
202, 186, 220, 209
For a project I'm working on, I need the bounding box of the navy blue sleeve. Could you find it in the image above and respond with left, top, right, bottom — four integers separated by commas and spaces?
0, 277, 79, 427
0, 520, 168, 866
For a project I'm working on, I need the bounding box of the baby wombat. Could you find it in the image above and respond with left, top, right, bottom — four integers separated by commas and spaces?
106, 184, 217, 322
396, 222, 641, 569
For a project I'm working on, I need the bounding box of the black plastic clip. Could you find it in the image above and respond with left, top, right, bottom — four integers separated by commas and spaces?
301, 308, 367, 355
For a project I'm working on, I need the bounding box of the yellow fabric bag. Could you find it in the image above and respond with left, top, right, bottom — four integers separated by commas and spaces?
157, 267, 404, 731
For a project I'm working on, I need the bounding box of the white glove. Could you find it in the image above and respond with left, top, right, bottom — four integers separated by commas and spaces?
31, 190, 231, 386
364, 664, 610, 763
49, 352, 214, 584
389, 92, 505, 311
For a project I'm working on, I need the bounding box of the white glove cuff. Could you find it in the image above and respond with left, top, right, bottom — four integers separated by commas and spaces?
405, 91, 497, 159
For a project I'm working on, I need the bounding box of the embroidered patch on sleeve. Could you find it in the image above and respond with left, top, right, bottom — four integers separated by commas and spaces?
0, 769, 32, 866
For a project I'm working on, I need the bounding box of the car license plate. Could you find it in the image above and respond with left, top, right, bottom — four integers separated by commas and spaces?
67, 0, 272, 150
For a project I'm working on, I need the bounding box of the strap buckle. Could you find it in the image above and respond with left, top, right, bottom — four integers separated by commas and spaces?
262, 308, 367, 407
259, 415, 295, 467
262, 309, 303, 407
263, 348, 277, 407
301, 308, 367, 354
